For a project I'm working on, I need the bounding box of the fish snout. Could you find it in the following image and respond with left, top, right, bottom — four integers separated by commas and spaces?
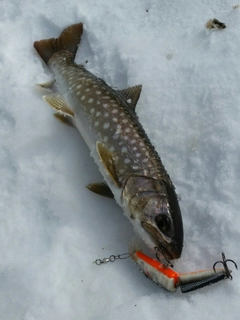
156, 240, 181, 261
169, 239, 183, 259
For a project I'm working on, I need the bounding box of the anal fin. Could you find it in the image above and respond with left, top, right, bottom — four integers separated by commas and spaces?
43, 93, 74, 117
86, 182, 114, 199
38, 79, 56, 90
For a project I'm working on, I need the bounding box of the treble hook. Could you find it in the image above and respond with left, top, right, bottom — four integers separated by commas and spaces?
154, 247, 174, 268
213, 252, 238, 280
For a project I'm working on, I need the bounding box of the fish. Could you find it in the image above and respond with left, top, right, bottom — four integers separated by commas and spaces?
34, 23, 184, 260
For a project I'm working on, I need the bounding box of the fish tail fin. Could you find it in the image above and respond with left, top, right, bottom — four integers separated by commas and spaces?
34, 23, 83, 64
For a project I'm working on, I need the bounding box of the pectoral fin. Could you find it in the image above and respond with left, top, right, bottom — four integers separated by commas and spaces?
118, 85, 142, 109
86, 182, 114, 199
43, 93, 74, 117
96, 141, 120, 187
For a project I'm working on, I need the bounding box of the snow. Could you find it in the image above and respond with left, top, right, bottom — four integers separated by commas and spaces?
1, 0, 240, 319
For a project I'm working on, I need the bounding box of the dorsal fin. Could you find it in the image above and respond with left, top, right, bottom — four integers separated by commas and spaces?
34, 23, 83, 64
117, 85, 142, 109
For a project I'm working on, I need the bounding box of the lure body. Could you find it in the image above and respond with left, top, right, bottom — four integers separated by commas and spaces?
131, 249, 229, 293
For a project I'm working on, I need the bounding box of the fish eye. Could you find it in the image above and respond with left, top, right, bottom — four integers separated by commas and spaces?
155, 214, 171, 231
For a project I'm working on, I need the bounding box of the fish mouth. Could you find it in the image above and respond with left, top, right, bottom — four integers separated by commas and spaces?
156, 244, 174, 261
141, 221, 179, 260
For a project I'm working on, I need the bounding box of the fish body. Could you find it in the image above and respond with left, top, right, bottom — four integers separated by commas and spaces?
34, 23, 183, 259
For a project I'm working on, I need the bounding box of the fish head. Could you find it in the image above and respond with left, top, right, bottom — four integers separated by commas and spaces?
123, 176, 183, 260
140, 193, 183, 260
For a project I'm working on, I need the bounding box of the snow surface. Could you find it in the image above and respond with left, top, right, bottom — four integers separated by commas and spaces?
1, 0, 240, 319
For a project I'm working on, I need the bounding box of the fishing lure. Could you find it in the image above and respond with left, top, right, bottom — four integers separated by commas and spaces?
95, 248, 237, 293
131, 249, 237, 293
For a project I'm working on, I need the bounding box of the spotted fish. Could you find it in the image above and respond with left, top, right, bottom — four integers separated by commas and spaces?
34, 23, 183, 260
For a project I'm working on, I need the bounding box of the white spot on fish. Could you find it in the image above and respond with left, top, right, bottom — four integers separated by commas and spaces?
121, 147, 127, 153
110, 146, 115, 152
123, 119, 128, 124
104, 112, 109, 117
88, 98, 94, 103
133, 165, 139, 170
143, 158, 148, 163
112, 109, 118, 114
124, 158, 131, 164
96, 111, 101, 117
131, 139, 136, 144
124, 136, 128, 140
113, 134, 119, 140
96, 91, 102, 95
77, 84, 82, 89
90, 108, 95, 113
103, 136, 108, 142
136, 153, 141, 157
85, 88, 90, 92
94, 121, 99, 127
116, 125, 122, 134
103, 123, 110, 129
103, 104, 108, 108
125, 128, 130, 133
81, 95, 86, 101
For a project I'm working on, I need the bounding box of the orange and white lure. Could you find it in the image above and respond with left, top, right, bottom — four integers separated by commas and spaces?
130, 245, 238, 293
131, 249, 233, 293
95, 247, 237, 293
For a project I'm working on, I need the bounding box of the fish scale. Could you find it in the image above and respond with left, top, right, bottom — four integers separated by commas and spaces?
34, 23, 183, 260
